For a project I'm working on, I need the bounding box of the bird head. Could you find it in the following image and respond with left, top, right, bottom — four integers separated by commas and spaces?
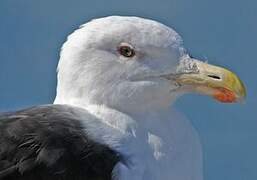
55, 16, 246, 113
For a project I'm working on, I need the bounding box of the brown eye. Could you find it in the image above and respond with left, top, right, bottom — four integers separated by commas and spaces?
118, 44, 135, 58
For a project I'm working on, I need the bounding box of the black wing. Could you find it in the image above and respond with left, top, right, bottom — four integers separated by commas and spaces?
0, 105, 120, 180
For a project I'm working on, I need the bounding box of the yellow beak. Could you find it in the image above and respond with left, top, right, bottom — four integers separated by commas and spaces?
175, 60, 246, 103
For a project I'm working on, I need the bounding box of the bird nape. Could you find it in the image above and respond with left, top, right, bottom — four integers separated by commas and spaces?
0, 16, 246, 180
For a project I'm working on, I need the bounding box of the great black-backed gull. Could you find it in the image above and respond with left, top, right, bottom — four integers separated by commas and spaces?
0, 16, 246, 180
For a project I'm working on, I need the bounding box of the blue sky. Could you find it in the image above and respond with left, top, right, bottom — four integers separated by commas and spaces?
0, 0, 256, 179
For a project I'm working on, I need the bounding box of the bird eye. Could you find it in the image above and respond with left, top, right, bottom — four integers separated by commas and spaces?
118, 43, 135, 58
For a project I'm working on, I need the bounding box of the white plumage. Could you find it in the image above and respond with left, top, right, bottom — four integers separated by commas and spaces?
54, 16, 203, 180
2, 16, 244, 180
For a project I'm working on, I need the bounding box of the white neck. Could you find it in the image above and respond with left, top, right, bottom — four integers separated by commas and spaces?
54, 96, 178, 139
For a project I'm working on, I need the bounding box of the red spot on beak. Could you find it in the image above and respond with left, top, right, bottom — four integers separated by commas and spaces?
213, 88, 236, 103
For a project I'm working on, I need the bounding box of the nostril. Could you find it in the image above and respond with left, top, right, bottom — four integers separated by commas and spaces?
208, 74, 221, 80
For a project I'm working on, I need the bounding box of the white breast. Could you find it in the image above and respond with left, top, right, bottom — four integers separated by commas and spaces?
76, 105, 203, 180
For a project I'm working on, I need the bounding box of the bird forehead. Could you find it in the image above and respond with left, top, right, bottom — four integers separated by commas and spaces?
78, 16, 183, 48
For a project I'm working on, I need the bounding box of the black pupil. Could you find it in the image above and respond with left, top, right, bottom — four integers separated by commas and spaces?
120, 46, 134, 57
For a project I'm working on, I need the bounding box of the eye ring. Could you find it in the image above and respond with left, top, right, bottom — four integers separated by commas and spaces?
118, 43, 135, 58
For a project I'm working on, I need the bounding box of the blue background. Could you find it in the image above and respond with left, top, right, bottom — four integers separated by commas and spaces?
0, 0, 256, 179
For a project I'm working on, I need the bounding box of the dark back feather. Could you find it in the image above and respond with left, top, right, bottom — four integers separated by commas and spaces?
0, 105, 120, 180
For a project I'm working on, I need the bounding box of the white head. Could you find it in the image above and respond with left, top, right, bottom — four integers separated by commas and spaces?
54, 16, 245, 114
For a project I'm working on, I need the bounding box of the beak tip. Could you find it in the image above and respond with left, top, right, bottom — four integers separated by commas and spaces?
234, 73, 247, 103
